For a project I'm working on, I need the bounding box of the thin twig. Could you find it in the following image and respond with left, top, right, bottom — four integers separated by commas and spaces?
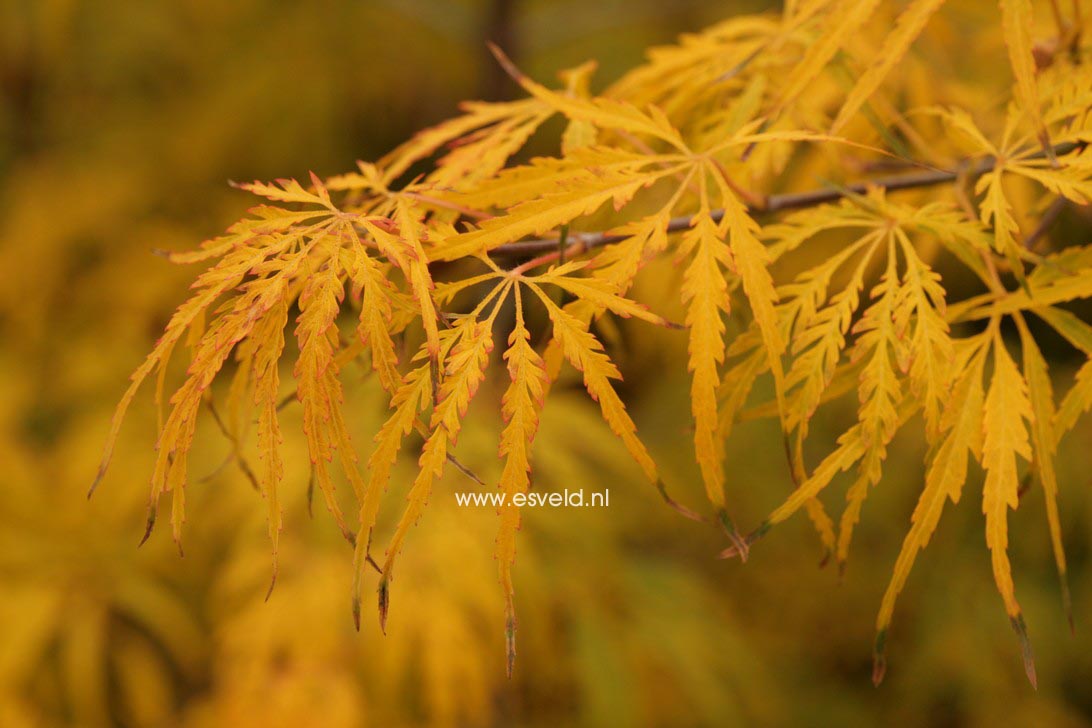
204, 397, 260, 491
488, 142, 1081, 258
1025, 196, 1068, 251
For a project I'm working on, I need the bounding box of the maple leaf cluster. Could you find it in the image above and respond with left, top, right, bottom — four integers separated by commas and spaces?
96, 0, 1092, 684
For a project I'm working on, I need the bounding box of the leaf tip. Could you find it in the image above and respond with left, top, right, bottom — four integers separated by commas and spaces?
137, 507, 157, 547
378, 575, 390, 635
505, 606, 517, 679
486, 42, 524, 85
1011, 614, 1038, 690
88, 467, 107, 500
872, 629, 888, 687
1060, 577, 1074, 635
265, 564, 278, 603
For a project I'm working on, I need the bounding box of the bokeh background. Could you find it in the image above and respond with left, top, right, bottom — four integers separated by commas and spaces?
2, 1, 1092, 725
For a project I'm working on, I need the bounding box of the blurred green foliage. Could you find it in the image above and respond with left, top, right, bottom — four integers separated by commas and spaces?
1, 1, 1091, 725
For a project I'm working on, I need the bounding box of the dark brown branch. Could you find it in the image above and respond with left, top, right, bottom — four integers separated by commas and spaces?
489, 142, 1081, 258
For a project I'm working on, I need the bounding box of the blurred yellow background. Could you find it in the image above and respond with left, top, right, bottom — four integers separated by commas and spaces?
1, 1, 1091, 725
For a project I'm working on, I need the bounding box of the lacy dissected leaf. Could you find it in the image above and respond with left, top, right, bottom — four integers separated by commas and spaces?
150, 243, 311, 548
352, 361, 433, 627
377, 291, 506, 630
959, 253, 1092, 319
92, 218, 305, 495
753, 395, 920, 549
982, 333, 1037, 683
999, 0, 1051, 154
1008, 153, 1092, 205
490, 43, 690, 153
376, 98, 547, 185
976, 168, 1023, 262
717, 331, 768, 444
679, 209, 733, 508
435, 155, 685, 261
96, 1, 1092, 688
774, 0, 880, 115
393, 199, 442, 358
783, 230, 881, 434
1055, 358, 1092, 438
559, 61, 601, 155
449, 146, 671, 213
837, 244, 904, 564
719, 184, 788, 417
831, 0, 946, 133
873, 340, 986, 684
1043, 286, 1092, 440
253, 297, 289, 590
893, 229, 953, 441
1035, 305, 1092, 358
588, 207, 675, 293
431, 106, 554, 190
294, 239, 362, 543
165, 204, 326, 265
533, 260, 672, 327
526, 282, 659, 483
495, 286, 548, 677
763, 424, 869, 532
1016, 319, 1071, 626
344, 229, 402, 394
236, 173, 337, 210
605, 14, 780, 113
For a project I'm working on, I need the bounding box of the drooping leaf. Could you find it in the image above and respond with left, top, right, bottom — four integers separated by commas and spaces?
982, 333, 1038, 686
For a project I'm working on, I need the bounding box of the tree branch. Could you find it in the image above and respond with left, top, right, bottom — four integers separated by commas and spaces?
488, 142, 1081, 258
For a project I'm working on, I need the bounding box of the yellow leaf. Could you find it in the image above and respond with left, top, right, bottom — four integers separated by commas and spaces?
893, 229, 953, 441
1017, 319, 1071, 628
722, 190, 788, 419
831, 0, 946, 133
765, 424, 868, 527
532, 263, 672, 328
873, 344, 986, 683
377, 98, 544, 184
982, 332, 1038, 685
377, 286, 507, 630
1055, 360, 1092, 438
982, 336, 1032, 618
344, 225, 402, 394
91, 239, 290, 497
353, 361, 434, 627
679, 211, 733, 506
253, 297, 289, 591
489, 43, 689, 153
435, 163, 683, 261
294, 241, 356, 542
495, 285, 548, 676
527, 282, 658, 483
999, 0, 1052, 155
394, 199, 441, 358
234, 174, 335, 210
774, 0, 880, 115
